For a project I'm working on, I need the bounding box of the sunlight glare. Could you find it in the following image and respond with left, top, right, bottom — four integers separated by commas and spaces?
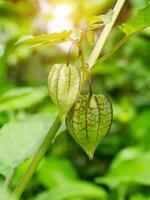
53, 4, 72, 19
47, 3, 73, 52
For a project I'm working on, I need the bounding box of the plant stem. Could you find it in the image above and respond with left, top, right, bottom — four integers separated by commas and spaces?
67, 42, 74, 66
13, 114, 61, 199
94, 35, 130, 66
87, 0, 126, 68
78, 32, 86, 71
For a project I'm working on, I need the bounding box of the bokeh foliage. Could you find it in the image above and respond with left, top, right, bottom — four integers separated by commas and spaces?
0, 0, 150, 199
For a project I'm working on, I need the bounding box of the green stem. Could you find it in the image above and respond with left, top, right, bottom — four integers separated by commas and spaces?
87, 0, 126, 68
13, 114, 61, 199
78, 32, 86, 71
94, 35, 130, 66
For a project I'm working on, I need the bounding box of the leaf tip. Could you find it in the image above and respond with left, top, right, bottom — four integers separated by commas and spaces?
87, 151, 95, 161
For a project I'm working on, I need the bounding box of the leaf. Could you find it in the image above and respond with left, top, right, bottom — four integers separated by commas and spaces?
81, 15, 104, 31
0, 1, 21, 20
129, 109, 150, 142
120, 3, 150, 35
0, 183, 16, 200
0, 113, 58, 176
30, 181, 107, 200
96, 147, 150, 189
16, 31, 73, 47
82, 9, 113, 30
37, 157, 78, 189
83, 15, 102, 26
0, 87, 47, 112
130, 193, 150, 200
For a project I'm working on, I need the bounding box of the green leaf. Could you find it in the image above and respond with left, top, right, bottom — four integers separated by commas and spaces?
0, 183, 16, 200
0, 1, 21, 20
0, 87, 47, 112
31, 181, 107, 200
0, 113, 57, 176
82, 15, 104, 31
96, 147, 150, 188
129, 109, 150, 142
83, 15, 102, 26
37, 157, 78, 189
120, 3, 150, 35
130, 193, 150, 200
81, 9, 111, 31
16, 31, 73, 47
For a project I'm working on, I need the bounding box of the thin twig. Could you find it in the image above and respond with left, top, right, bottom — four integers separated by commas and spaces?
78, 32, 86, 71
67, 42, 74, 66
87, 0, 126, 68
86, 63, 93, 97
94, 35, 130, 66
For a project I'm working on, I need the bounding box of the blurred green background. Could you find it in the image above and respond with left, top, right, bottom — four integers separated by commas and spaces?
0, 0, 150, 200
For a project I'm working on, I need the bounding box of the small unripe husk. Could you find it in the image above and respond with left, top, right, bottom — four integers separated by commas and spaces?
48, 64, 82, 121
66, 94, 113, 160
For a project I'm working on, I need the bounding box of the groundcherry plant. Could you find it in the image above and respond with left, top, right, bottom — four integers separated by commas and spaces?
2, 0, 149, 199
